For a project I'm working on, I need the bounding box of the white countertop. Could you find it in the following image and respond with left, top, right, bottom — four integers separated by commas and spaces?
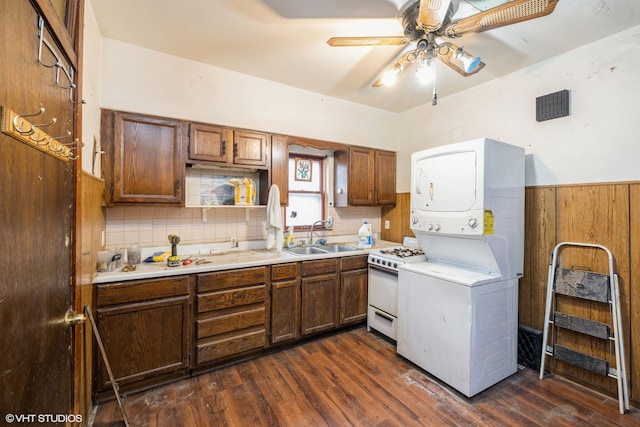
93, 240, 400, 284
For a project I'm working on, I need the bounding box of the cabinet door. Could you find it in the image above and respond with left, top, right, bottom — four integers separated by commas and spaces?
301, 274, 339, 336
95, 294, 191, 391
348, 146, 375, 205
271, 279, 300, 343
189, 123, 230, 163
270, 134, 289, 205
109, 111, 185, 204
340, 268, 368, 325
234, 130, 268, 167
375, 150, 396, 205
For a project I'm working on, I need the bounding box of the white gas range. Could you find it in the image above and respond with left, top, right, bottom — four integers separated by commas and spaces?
367, 238, 426, 341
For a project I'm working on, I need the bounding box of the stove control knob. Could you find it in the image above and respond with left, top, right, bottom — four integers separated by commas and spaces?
434, 224, 441, 232
393, 263, 398, 269
427, 224, 434, 231
468, 218, 478, 228
411, 216, 418, 225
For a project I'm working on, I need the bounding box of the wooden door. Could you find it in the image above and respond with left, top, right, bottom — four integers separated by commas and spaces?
375, 150, 397, 205
233, 130, 268, 167
301, 274, 339, 335
189, 122, 230, 163
1, 0, 76, 418
348, 146, 375, 205
340, 269, 368, 325
103, 110, 185, 205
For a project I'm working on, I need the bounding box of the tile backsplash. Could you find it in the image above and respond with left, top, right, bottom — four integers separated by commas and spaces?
105, 205, 382, 250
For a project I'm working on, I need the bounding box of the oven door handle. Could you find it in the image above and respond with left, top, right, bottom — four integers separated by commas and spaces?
368, 263, 398, 274
373, 310, 394, 322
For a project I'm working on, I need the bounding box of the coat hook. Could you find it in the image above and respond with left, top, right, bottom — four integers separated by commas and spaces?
31, 116, 57, 131
47, 131, 72, 153
13, 107, 45, 135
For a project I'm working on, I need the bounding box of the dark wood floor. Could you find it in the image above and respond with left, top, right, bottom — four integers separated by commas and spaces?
92, 326, 639, 426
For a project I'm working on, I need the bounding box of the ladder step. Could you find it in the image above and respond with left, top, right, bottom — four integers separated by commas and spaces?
553, 344, 609, 376
554, 269, 610, 302
554, 311, 611, 339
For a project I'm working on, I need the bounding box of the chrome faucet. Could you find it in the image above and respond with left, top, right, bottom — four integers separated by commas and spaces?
308, 216, 334, 245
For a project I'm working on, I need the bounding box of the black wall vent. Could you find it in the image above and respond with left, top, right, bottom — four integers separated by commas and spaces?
518, 325, 543, 370
536, 89, 570, 122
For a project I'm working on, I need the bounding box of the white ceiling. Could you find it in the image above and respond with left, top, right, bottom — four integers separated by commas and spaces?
89, 0, 640, 113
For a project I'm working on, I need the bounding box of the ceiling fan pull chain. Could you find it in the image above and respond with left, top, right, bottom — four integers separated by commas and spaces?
432, 65, 438, 106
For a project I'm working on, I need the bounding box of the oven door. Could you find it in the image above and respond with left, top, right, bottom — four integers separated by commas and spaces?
368, 264, 399, 340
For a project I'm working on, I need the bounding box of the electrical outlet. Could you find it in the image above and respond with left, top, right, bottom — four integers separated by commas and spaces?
384, 220, 390, 230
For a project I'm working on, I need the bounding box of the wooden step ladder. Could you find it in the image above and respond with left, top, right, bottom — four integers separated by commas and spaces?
539, 242, 629, 414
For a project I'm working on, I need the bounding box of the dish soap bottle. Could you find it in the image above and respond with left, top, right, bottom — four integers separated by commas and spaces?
358, 218, 373, 249
285, 226, 295, 248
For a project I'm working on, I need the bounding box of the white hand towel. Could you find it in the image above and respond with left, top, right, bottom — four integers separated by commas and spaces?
265, 184, 284, 251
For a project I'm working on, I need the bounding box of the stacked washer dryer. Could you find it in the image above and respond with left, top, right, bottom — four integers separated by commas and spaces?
397, 138, 524, 397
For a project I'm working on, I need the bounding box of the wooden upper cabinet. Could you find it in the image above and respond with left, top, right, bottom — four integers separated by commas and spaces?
270, 134, 289, 205
188, 124, 269, 168
348, 146, 376, 205
375, 149, 397, 205
234, 130, 268, 167
189, 123, 230, 163
335, 146, 396, 206
102, 110, 186, 205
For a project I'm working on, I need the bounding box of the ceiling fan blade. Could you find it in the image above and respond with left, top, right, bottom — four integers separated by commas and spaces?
444, 0, 559, 37
417, 0, 454, 32
327, 36, 409, 47
436, 41, 485, 77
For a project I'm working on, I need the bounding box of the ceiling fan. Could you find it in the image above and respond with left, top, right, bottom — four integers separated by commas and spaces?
327, 0, 560, 104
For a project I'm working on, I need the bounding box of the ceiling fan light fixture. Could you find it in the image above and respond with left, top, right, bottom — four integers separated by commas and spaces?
416, 57, 435, 84
455, 48, 481, 73
381, 68, 400, 86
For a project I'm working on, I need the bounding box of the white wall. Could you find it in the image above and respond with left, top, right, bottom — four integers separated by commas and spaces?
397, 25, 640, 191
80, 0, 102, 174
98, 39, 399, 149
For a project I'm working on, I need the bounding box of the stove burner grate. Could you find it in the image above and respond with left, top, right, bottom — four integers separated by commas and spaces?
380, 247, 425, 258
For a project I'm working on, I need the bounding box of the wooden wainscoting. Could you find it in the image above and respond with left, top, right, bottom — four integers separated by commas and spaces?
75, 171, 105, 420
381, 193, 413, 243
385, 184, 638, 406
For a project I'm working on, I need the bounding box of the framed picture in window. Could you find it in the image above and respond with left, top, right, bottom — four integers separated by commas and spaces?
294, 157, 312, 181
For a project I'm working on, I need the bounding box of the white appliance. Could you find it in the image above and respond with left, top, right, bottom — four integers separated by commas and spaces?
367, 238, 426, 341
398, 138, 524, 397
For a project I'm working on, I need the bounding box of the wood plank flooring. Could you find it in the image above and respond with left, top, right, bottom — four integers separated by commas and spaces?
92, 326, 639, 426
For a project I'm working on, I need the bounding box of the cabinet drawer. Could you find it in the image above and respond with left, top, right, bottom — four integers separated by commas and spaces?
197, 329, 265, 364
97, 276, 190, 306
302, 258, 338, 277
198, 266, 268, 292
340, 255, 368, 271
197, 307, 265, 339
197, 285, 266, 313
271, 262, 299, 281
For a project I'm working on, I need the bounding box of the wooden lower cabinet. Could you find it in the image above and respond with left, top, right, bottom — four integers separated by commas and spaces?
340, 255, 369, 325
195, 266, 268, 367
94, 276, 192, 399
301, 259, 339, 336
270, 263, 300, 344
93, 255, 369, 397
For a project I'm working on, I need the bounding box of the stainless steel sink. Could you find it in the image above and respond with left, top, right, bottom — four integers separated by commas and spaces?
284, 244, 360, 255
284, 246, 330, 255
318, 244, 359, 253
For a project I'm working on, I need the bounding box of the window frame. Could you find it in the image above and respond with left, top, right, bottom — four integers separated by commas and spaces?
286, 154, 326, 233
